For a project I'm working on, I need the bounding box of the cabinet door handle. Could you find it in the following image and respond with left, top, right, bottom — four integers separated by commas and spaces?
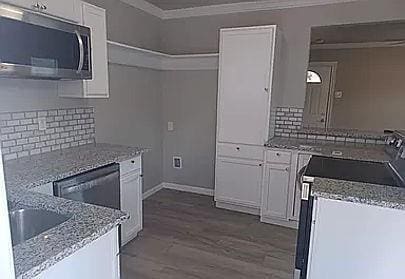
285, 167, 290, 172
236, 147, 240, 151
276, 153, 281, 156
131, 160, 135, 164
264, 88, 269, 93
32, 2, 41, 9
259, 163, 263, 167
40, 4, 47, 10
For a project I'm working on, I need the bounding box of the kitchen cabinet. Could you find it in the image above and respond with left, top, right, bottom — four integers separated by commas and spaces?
33, 227, 119, 279
216, 25, 276, 146
215, 157, 263, 215
261, 149, 312, 228
307, 198, 405, 279
261, 163, 291, 222
4, 0, 79, 22
215, 25, 276, 214
120, 156, 143, 246
58, 2, 109, 98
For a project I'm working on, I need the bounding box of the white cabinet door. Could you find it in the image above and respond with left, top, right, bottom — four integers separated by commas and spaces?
261, 164, 291, 220
3, 0, 33, 9
5, 0, 79, 22
34, 228, 119, 279
217, 26, 276, 145
82, 2, 109, 97
215, 158, 263, 208
120, 170, 142, 245
40, 0, 79, 22
58, 2, 109, 98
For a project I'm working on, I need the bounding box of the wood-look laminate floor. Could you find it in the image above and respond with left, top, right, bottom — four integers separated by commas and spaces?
120, 189, 297, 279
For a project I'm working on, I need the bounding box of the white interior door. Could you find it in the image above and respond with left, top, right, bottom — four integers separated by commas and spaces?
217, 26, 275, 146
303, 64, 334, 129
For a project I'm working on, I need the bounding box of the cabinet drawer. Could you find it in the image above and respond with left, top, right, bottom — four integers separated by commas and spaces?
120, 156, 141, 176
266, 150, 291, 164
217, 143, 264, 160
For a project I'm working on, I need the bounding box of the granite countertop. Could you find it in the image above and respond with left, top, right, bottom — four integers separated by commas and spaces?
266, 137, 405, 210
265, 137, 389, 162
311, 177, 405, 211
4, 143, 148, 279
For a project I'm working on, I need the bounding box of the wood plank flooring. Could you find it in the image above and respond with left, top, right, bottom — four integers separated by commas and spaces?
120, 189, 297, 279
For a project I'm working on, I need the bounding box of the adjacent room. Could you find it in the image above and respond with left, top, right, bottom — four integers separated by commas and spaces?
1, 0, 405, 279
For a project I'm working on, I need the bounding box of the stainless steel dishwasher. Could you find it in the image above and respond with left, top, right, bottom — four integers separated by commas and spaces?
53, 163, 120, 210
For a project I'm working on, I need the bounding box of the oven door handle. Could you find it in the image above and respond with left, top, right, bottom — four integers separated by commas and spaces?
296, 166, 307, 189
75, 30, 84, 74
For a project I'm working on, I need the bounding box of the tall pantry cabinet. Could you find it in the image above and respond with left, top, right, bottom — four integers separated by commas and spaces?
215, 25, 277, 214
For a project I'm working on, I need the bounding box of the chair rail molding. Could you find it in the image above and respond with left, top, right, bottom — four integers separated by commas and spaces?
107, 40, 219, 71
121, 0, 361, 19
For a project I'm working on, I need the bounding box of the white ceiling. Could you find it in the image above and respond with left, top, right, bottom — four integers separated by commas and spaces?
143, 0, 269, 10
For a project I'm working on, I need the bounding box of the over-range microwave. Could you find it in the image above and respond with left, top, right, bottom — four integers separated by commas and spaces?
0, 3, 92, 80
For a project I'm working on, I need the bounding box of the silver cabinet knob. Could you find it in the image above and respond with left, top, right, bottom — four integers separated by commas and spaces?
32, 2, 41, 9
264, 88, 269, 93
41, 4, 47, 10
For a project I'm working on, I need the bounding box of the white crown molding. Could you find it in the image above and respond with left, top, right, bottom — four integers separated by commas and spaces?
311, 40, 405, 50
122, 0, 361, 19
107, 40, 219, 70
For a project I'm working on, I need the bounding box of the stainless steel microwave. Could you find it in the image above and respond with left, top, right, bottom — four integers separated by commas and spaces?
0, 3, 92, 80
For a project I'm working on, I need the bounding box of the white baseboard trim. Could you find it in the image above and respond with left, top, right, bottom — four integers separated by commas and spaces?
142, 183, 164, 200
163, 182, 214, 196
142, 182, 214, 199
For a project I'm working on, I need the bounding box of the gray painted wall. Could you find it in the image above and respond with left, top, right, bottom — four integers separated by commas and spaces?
89, 64, 163, 192
159, 0, 405, 189
0, 79, 88, 113
86, 0, 164, 192
162, 70, 218, 189
85, 0, 162, 51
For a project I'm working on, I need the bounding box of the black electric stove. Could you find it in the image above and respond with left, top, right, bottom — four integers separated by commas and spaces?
304, 156, 403, 187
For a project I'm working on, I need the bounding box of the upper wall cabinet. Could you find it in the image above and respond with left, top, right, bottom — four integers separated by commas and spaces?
58, 2, 109, 98
3, 0, 80, 22
217, 25, 276, 146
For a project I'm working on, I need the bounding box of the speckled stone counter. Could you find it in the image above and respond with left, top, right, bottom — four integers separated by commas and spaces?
266, 137, 389, 162
311, 177, 405, 210
266, 137, 405, 210
4, 143, 148, 279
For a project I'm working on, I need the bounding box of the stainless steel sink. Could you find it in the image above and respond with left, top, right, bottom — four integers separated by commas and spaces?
9, 208, 71, 246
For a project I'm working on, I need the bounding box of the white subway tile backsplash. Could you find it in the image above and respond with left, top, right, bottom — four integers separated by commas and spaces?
274, 106, 386, 144
0, 107, 95, 161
